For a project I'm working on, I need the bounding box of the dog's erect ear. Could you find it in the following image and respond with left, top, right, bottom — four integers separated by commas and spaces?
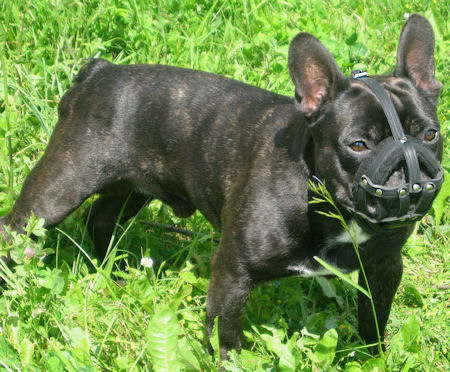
288, 32, 345, 116
394, 13, 441, 104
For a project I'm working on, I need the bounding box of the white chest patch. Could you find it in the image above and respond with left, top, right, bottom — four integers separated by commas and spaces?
286, 220, 372, 277
286, 263, 334, 277
331, 220, 371, 246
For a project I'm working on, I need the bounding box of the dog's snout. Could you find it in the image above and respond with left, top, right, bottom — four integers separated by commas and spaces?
352, 134, 444, 226
384, 160, 434, 189
384, 167, 406, 188
383, 164, 433, 188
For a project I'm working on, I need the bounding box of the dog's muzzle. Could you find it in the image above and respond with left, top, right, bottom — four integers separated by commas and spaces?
350, 136, 444, 232
347, 71, 444, 233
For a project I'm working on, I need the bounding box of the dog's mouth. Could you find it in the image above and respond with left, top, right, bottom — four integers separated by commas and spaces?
346, 135, 444, 234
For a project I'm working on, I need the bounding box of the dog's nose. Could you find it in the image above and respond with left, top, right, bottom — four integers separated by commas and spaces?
383, 163, 435, 190
384, 168, 406, 189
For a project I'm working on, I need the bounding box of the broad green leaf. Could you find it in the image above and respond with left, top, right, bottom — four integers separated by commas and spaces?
168, 284, 192, 312
114, 355, 132, 370
48, 340, 78, 372
37, 268, 65, 295
264, 335, 296, 372
403, 286, 423, 307
345, 361, 362, 371
238, 349, 271, 370
313, 328, 338, 368
361, 357, 385, 372
146, 307, 180, 372
401, 315, 420, 347
177, 337, 203, 371
68, 327, 88, 353
179, 271, 199, 285
315, 276, 344, 307
46, 356, 64, 371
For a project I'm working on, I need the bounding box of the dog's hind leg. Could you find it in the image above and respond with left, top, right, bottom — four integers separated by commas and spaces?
83, 192, 150, 259
0, 131, 109, 243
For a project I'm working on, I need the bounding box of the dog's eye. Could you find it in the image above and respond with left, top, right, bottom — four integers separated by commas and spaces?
424, 129, 437, 141
350, 141, 367, 152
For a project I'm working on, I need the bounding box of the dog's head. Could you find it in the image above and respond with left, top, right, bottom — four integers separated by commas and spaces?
288, 14, 443, 232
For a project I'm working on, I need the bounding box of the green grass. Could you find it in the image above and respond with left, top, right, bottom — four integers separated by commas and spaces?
0, 0, 449, 370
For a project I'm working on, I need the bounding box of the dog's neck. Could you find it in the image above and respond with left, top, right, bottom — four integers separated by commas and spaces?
274, 113, 314, 179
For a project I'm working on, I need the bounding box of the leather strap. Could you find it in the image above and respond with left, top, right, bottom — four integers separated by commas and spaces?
353, 74, 422, 192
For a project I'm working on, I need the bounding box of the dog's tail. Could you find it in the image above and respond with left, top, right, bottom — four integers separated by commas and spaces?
73, 59, 112, 83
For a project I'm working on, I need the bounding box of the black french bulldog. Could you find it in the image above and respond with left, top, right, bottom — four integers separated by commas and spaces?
0, 14, 443, 359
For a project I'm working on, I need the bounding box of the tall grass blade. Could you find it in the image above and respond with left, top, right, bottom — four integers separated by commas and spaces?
314, 256, 370, 297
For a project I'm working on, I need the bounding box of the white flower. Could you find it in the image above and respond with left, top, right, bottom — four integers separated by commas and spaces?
32, 307, 46, 318
140, 257, 154, 268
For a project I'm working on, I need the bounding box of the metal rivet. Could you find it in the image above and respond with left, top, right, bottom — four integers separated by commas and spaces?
376, 188, 383, 196
425, 183, 434, 191
413, 183, 421, 192
399, 188, 407, 196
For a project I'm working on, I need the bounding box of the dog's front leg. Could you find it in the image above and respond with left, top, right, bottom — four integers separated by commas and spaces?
206, 240, 252, 360
358, 252, 403, 352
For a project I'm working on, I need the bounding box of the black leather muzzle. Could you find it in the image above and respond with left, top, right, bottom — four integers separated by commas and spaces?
347, 71, 444, 233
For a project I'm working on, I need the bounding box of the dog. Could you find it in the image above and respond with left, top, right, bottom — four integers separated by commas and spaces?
0, 14, 443, 359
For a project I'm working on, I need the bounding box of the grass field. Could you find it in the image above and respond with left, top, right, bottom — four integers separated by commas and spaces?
0, 0, 449, 370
